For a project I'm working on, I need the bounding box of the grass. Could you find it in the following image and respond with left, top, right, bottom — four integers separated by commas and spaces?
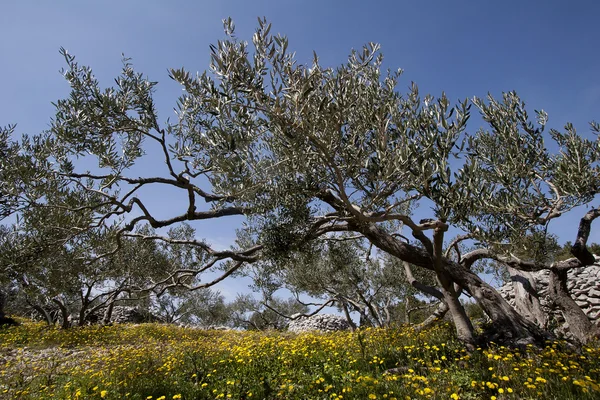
1, 320, 599, 399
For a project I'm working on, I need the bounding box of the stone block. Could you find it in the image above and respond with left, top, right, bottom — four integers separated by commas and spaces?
588, 297, 600, 306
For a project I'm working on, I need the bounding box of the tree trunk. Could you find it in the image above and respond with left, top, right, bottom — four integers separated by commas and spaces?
548, 267, 598, 344
433, 225, 476, 348
415, 302, 449, 331
359, 310, 373, 328
25, 296, 55, 325
340, 301, 357, 331
357, 221, 550, 346
437, 270, 476, 347
356, 291, 384, 328
78, 303, 91, 327
508, 266, 547, 328
102, 298, 116, 325
34, 305, 54, 325
446, 263, 549, 345
0, 289, 6, 320
52, 298, 70, 329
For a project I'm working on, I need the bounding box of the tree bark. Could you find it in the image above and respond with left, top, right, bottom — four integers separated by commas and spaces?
415, 302, 449, 331
25, 296, 55, 325
78, 284, 94, 326
356, 290, 384, 328
340, 301, 357, 331
0, 289, 6, 320
507, 266, 547, 328
34, 305, 54, 325
78, 306, 87, 326
438, 270, 476, 346
402, 262, 444, 300
445, 263, 548, 345
547, 207, 600, 343
548, 266, 598, 344
102, 296, 117, 325
427, 223, 476, 346
356, 221, 549, 345
52, 298, 70, 329
431, 223, 475, 346
359, 310, 374, 328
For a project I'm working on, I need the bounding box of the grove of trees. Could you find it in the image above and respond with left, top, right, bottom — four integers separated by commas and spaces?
2, 18, 600, 348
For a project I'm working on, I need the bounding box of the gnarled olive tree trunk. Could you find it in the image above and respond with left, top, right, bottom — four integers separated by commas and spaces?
357, 221, 549, 345
102, 297, 117, 325
433, 224, 476, 347
443, 262, 548, 345
507, 266, 547, 328
546, 208, 600, 343
0, 289, 6, 321
415, 302, 449, 331
548, 266, 598, 344
52, 298, 71, 329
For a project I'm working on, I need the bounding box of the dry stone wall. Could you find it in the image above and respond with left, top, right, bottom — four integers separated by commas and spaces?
109, 306, 163, 324
76, 306, 162, 325
287, 313, 351, 333
498, 261, 600, 329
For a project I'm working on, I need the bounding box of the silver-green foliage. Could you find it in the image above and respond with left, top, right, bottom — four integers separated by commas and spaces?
170, 18, 600, 248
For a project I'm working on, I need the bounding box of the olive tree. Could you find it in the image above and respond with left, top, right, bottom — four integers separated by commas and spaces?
0, 217, 174, 327
5, 18, 600, 346
0, 46, 263, 315
245, 234, 438, 328
166, 18, 600, 346
230, 294, 309, 331
152, 287, 232, 326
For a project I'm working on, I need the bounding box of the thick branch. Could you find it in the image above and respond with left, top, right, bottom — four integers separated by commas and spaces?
121, 197, 245, 231
402, 261, 444, 300
444, 233, 473, 260
462, 248, 547, 272
572, 206, 600, 265
187, 261, 245, 290
348, 221, 433, 270
124, 232, 262, 262
262, 298, 335, 321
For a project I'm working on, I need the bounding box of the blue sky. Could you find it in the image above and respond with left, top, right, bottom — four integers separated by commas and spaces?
2, 1, 600, 298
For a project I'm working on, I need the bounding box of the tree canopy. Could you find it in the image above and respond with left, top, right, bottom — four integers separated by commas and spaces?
2, 18, 600, 346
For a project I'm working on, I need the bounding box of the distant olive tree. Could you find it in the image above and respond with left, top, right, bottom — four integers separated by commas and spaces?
0, 218, 180, 327
152, 287, 232, 327
243, 233, 439, 328
230, 294, 309, 331
0, 46, 262, 322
